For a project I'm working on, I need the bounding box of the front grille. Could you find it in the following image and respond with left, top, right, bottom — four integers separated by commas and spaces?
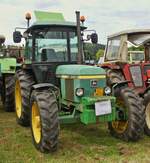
130, 65, 143, 87
65, 79, 74, 101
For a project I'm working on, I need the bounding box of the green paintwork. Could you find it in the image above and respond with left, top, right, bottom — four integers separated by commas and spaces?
60, 78, 106, 103
20, 11, 118, 126
80, 96, 116, 124
59, 109, 80, 124
0, 58, 16, 74
34, 11, 65, 22
74, 79, 106, 102
56, 64, 106, 103
25, 11, 86, 34
56, 63, 113, 124
56, 64, 106, 76
59, 96, 116, 124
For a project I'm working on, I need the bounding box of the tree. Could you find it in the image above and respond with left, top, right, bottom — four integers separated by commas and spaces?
83, 43, 105, 61
96, 49, 104, 60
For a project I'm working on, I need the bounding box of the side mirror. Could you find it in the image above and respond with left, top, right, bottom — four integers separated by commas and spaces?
91, 33, 98, 44
0, 35, 5, 44
13, 31, 22, 43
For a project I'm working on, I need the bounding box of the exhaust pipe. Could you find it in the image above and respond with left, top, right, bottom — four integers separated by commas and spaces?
76, 11, 83, 64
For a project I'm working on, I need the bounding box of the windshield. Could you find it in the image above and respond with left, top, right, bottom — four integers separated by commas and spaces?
129, 51, 144, 62
105, 36, 121, 60
34, 30, 78, 62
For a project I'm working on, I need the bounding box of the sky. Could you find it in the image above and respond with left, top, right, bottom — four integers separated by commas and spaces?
1, 0, 150, 45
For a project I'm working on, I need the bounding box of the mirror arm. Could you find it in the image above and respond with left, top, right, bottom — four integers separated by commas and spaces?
84, 29, 96, 33
15, 27, 27, 31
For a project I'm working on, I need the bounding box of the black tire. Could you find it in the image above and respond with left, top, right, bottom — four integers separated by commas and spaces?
15, 70, 34, 126
106, 69, 124, 86
108, 87, 144, 141
3, 75, 15, 112
30, 89, 59, 153
106, 69, 144, 141
143, 90, 150, 136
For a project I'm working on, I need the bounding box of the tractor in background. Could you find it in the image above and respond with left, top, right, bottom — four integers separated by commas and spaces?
100, 29, 150, 136
13, 11, 144, 153
6, 45, 25, 63
0, 35, 16, 111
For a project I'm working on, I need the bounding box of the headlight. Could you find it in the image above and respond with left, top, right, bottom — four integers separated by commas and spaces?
76, 88, 84, 97
104, 87, 111, 95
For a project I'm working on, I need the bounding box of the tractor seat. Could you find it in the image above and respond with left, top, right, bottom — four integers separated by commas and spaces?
41, 48, 58, 62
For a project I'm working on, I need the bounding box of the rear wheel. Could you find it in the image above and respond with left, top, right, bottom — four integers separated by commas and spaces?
106, 69, 124, 85
30, 89, 59, 153
3, 75, 15, 112
15, 70, 34, 126
144, 90, 150, 136
108, 87, 144, 141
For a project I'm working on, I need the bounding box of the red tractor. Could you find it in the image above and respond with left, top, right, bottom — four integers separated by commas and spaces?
100, 29, 150, 136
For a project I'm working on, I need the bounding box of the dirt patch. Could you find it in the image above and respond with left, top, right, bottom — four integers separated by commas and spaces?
117, 144, 136, 156
0, 138, 8, 145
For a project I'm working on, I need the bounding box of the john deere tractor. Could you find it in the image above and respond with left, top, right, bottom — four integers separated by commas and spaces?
0, 35, 16, 111
13, 11, 144, 153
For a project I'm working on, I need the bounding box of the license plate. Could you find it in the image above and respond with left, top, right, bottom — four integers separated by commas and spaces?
95, 100, 112, 116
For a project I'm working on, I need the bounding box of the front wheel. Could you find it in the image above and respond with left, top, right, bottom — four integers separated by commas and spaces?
15, 70, 34, 126
30, 89, 59, 153
144, 90, 150, 136
108, 88, 144, 141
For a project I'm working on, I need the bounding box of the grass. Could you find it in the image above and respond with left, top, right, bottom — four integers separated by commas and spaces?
0, 106, 150, 163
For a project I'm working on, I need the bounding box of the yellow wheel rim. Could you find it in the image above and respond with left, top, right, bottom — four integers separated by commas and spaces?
112, 98, 128, 134
112, 121, 128, 134
145, 103, 150, 129
32, 102, 41, 143
15, 79, 22, 118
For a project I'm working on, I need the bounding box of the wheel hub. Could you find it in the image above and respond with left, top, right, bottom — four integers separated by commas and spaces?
112, 98, 128, 133
32, 102, 41, 144
15, 80, 22, 118
112, 121, 128, 133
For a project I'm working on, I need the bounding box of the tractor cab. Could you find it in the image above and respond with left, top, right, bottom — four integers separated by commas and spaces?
24, 22, 84, 84
101, 29, 150, 94
13, 11, 98, 85
24, 21, 84, 64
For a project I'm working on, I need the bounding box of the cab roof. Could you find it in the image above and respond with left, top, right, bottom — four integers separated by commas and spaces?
25, 10, 86, 33
25, 21, 86, 33
108, 29, 150, 39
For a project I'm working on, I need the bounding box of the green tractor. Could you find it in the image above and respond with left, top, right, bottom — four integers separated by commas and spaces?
13, 11, 144, 153
0, 35, 16, 112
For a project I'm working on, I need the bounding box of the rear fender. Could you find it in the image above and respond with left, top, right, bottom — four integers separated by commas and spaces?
143, 86, 150, 96
30, 83, 60, 98
112, 81, 131, 95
